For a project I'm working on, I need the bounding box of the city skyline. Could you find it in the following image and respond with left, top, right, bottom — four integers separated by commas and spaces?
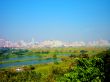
0, 0, 110, 42
0, 38, 110, 48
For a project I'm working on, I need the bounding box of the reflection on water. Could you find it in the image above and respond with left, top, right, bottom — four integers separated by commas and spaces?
0, 54, 71, 68
0, 55, 60, 68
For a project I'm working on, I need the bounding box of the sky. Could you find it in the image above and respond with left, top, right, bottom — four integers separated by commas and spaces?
0, 0, 110, 42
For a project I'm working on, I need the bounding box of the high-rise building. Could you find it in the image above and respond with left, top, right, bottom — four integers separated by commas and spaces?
31, 37, 35, 44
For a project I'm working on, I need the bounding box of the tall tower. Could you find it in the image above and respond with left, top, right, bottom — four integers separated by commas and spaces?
31, 37, 35, 44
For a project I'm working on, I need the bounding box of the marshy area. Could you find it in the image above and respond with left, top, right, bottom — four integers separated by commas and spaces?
0, 47, 110, 82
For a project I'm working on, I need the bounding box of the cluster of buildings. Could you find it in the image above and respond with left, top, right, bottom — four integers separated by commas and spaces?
0, 38, 110, 48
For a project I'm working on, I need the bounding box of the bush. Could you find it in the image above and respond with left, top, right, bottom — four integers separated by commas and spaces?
52, 66, 67, 75
29, 65, 35, 70
59, 57, 104, 82
0, 70, 42, 82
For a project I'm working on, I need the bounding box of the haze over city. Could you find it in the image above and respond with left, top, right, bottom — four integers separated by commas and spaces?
0, 0, 110, 42
0, 1, 110, 81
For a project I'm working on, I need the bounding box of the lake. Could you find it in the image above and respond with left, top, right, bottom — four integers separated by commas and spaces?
0, 55, 61, 68
0, 54, 71, 68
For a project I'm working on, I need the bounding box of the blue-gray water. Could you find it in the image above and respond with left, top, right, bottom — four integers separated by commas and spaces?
0, 54, 70, 68
0, 58, 60, 68
0, 55, 61, 68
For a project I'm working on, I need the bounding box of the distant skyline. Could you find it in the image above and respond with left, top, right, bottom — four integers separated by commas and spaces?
0, 0, 110, 42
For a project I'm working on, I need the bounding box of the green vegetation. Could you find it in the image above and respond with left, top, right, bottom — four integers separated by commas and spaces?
0, 47, 110, 82
0, 48, 29, 59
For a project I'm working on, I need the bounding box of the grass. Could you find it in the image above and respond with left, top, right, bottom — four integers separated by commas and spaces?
0, 47, 109, 82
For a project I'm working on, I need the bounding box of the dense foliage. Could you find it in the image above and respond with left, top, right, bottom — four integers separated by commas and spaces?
60, 58, 104, 82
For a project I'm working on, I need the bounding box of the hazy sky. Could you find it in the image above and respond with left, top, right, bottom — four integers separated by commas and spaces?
0, 0, 110, 42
